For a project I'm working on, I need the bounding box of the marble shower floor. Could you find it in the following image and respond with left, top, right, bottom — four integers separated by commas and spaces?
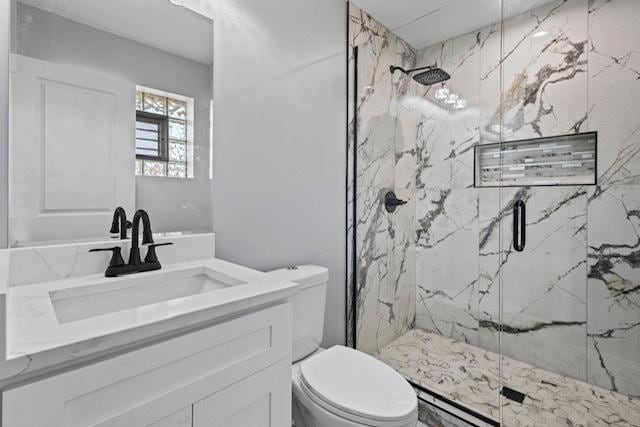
376, 329, 640, 426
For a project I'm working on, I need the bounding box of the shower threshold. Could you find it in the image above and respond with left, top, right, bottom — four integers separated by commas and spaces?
376, 329, 640, 427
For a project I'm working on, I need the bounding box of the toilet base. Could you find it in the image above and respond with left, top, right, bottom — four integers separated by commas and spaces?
293, 389, 374, 427
291, 353, 418, 427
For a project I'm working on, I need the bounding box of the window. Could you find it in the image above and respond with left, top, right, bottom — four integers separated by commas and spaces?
136, 113, 167, 160
135, 88, 193, 178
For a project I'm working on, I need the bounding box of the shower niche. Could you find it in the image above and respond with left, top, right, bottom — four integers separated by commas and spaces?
474, 132, 597, 187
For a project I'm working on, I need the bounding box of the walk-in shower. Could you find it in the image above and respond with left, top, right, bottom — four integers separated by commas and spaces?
348, 0, 640, 425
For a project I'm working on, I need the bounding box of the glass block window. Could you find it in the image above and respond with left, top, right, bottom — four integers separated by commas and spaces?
135, 89, 193, 179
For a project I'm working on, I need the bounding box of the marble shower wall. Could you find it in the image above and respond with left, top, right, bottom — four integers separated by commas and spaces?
414, 28, 486, 347
414, 0, 640, 397
349, 0, 640, 397
586, 0, 640, 398
483, 0, 589, 141
348, 4, 419, 354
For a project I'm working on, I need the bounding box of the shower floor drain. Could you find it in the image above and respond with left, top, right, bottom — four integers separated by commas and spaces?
501, 386, 526, 403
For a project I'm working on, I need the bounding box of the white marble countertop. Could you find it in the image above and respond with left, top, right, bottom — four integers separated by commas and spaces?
0, 257, 298, 384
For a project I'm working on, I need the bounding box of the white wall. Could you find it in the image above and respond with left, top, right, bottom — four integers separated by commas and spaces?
0, 0, 8, 248
211, 0, 347, 346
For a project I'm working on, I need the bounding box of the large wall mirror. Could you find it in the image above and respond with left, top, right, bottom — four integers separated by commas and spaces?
9, 0, 213, 247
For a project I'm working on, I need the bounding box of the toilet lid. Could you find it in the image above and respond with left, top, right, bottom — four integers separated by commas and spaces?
299, 346, 417, 423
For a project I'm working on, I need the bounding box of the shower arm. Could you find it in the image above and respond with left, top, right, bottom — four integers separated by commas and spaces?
389, 65, 435, 75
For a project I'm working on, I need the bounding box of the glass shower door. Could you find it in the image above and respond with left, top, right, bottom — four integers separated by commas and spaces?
410, 9, 506, 421
495, 0, 640, 424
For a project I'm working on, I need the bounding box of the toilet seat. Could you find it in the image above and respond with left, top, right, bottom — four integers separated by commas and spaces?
297, 346, 417, 426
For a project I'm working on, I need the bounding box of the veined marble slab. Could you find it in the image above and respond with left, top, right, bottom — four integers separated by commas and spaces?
349, 4, 418, 354
587, 185, 640, 397
585, 0, 640, 397
8, 232, 215, 287
377, 329, 640, 427
589, 0, 640, 186
482, 0, 588, 142
417, 398, 475, 427
415, 29, 481, 191
478, 186, 588, 381
415, 188, 479, 345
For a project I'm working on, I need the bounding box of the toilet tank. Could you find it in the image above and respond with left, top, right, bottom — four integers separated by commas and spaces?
267, 265, 328, 362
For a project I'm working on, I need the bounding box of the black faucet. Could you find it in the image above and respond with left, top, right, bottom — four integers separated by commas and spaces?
129, 209, 154, 265
90, 209, 172, 277
110, 207, 132, 239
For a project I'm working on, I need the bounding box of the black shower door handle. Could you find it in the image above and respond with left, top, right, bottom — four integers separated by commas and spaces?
513, 200, 526, 252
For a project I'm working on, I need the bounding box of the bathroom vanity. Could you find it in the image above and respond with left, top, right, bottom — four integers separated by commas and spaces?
0, 235, 297, 426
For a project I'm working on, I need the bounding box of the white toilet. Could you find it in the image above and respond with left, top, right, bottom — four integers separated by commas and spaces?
268, 265, 418, 427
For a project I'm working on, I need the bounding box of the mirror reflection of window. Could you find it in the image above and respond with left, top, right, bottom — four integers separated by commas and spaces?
135, 87, 194, 179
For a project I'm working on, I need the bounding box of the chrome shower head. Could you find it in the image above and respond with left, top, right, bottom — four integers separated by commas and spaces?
390, 65, 451, 86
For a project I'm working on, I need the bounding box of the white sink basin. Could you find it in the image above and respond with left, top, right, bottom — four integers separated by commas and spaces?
49, 267, 246, 323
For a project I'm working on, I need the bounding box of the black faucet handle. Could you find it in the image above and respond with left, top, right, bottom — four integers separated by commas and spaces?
144, 242, 173, 264
384, 191, 408, 213
89, 246, 125, 267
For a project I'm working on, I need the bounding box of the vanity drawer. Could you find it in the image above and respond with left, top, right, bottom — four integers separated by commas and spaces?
2, 302, 292, 427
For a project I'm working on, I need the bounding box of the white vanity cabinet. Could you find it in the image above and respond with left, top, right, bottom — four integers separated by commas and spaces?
192, 359, 290, 426
149, 407, 192, 427
148, 359, 291, 427
2, 302, 292, 427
